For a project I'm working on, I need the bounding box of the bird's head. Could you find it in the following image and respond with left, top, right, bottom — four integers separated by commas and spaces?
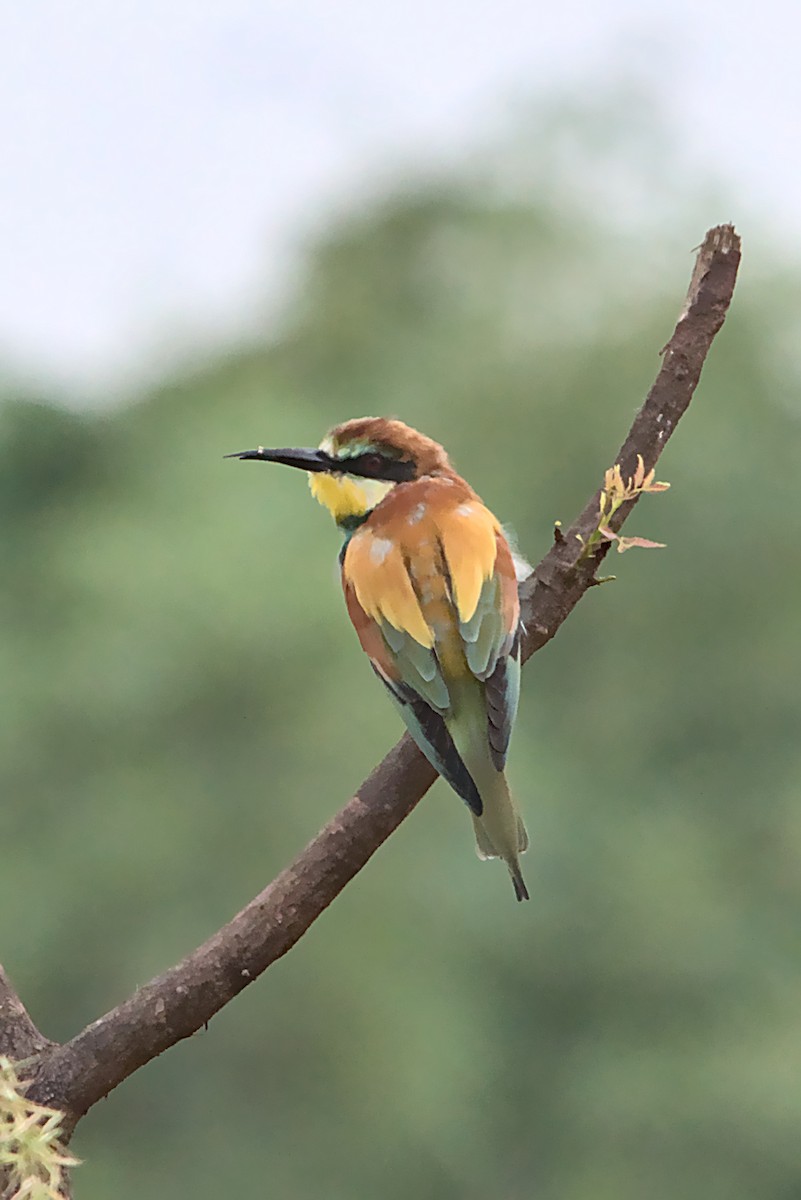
227, 417, 452, 526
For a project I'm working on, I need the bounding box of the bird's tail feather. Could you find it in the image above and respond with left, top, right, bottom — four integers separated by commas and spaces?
469, 768, 529, 902
446, 682, 528, 901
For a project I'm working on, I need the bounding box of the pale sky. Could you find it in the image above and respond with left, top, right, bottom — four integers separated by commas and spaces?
1, 1, 799, 395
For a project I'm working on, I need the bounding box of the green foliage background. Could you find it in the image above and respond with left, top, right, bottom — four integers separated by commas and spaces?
2, 100, 800, 1198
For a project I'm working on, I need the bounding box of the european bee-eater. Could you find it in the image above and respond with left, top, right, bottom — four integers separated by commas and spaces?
228, 418, 530, 900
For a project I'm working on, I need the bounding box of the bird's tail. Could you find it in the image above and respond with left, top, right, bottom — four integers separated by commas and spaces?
445, 680, 529, 901
469, 767, 529, 902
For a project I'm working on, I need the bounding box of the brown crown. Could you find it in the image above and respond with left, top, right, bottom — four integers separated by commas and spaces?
329, 417, 452, 477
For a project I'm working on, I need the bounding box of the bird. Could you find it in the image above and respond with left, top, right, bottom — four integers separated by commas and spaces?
227, 417, 530, 901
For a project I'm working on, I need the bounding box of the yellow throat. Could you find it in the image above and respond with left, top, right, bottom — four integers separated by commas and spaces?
309, 472, 396, 522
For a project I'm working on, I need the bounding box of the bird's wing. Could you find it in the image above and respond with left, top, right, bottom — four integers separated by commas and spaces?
462, 540, 521, 770
343, 567, 484, 811
342, 484, 521, 804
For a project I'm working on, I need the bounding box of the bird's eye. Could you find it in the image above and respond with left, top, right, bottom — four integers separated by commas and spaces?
357, 453, 387, 475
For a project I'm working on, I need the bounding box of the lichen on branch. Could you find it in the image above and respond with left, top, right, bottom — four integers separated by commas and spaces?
0, 1057, 78, 1200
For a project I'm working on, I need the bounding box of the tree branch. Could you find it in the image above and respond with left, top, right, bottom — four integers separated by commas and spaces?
21, 225, 740, 1128
519, 223, 741, 659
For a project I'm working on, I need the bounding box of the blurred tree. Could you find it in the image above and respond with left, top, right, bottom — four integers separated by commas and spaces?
1, 96, 799, 1199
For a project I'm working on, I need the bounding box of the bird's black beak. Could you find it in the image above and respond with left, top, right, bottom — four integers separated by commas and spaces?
224, 446, 333, 473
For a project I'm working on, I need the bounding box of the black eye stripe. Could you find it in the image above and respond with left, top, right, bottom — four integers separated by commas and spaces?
338, 453, 416, 482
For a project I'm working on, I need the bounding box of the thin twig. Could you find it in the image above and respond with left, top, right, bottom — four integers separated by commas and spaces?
518, 223, 741, 660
